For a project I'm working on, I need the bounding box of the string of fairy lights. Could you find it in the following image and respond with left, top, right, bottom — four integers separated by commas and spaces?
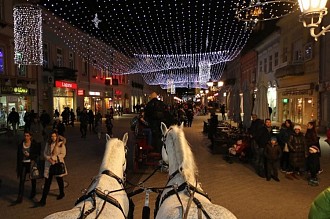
16, 0, 261, 87
14, 4, 43, 65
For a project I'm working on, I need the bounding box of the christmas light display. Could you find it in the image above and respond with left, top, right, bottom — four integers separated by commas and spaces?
236, 0, 297, 24
14, 4, 43, 65
39, 0, 251, 79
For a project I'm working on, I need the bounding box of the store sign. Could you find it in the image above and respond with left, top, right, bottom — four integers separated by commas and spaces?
115, 90, 122, 95
89, 91, 101, 96
77, 89, 85, 96
0, 85, 29, 94
55, 80, 77, 89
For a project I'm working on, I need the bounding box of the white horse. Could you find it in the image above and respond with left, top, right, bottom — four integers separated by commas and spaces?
44, 133, 129, 219
156, 123, 237, 219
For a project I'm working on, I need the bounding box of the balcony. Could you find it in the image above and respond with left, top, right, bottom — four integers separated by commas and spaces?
275, 64, 304, 79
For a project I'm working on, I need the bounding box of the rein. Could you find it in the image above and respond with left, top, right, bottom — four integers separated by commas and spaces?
76, 170, 127, 219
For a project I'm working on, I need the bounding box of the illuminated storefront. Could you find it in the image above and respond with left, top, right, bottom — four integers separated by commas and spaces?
83, 91, 102, 113
277, 85, 317, 125
0, 85, 33, 128
53, 80, 77, 115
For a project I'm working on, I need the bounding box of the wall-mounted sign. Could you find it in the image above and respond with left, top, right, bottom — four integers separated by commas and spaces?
0, 85, 29, 95
89, 91, 101, 96
115, 90, 122, 95
77, 89, 85, 96
55, 80, 77, 89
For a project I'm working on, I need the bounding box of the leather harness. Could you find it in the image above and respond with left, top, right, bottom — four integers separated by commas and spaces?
76, 170, 127, 219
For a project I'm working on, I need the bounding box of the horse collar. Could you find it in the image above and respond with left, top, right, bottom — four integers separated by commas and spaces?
102, 169, 124, 185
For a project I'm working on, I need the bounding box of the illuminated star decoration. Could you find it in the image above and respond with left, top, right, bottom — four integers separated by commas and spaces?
92, 13, 101, 29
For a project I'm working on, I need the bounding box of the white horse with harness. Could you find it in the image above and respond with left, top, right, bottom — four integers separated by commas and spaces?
156, 123, 237, 219
44, 133, 129, 219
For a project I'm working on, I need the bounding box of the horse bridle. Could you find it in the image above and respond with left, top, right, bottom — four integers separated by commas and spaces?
157, 127, 212, 219
76, 146, 128, 219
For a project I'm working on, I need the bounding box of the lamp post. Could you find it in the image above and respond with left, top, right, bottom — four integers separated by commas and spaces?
298, 0, 330, 41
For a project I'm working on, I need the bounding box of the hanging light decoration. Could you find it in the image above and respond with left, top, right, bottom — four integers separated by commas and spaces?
14, 3, 43, 65
236, 0, 298, 28
40, 0, 251, 76
198, 61, 211, 85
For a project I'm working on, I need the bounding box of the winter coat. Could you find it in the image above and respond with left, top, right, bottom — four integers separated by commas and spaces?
255, 126, 273, 148
16, 140, 41, 178
264, 142, 282, 161
43, 138, 67, 178
288, 132, 306, 169
30, 121, 44, 143
308, 187, 330, 219
278, 125, 294, 148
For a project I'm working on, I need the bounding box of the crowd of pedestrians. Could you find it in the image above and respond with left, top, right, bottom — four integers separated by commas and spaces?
247, 114, 323, 185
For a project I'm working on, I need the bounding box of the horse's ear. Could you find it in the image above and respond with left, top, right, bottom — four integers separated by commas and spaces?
122, 132, 128, 145
179, 122, 184, 129
106, 134, 111, 142
161, 122, 168, 135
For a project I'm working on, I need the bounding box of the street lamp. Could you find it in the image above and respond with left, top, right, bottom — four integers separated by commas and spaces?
206, 79, 214, 87
298, 0, 329, 41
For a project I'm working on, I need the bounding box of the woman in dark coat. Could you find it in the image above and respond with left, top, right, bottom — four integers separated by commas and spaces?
288, 125, 306, 177
12, 131, 41, 205
277, 119, 294, 173
305, 121, 321, 185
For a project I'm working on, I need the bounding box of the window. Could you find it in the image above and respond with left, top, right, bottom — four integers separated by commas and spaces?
0, 0, 4, 21
263, 58, 267, 73
69, 52, 74, 69
269, 55, 273, 72
43, 43, 49, 68
274, 52, 279, 66
0, 48, 4, 74
82, 58, 87, 76
282, 47, 288, 63
56, 48, 62, 67
259, 60, 262, 72
293, 39, 303, 63
304, 43, 313, 61
17, 65, 27, 77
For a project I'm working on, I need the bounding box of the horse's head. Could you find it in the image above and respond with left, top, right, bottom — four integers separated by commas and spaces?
160, 122, 197, 183
100, 133, 128, 179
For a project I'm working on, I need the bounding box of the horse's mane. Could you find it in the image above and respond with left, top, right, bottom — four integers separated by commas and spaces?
99, 137, 124, 174
169, 125, 198, 183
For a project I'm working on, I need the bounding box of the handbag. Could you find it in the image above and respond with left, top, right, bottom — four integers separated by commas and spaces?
283, 143, 289, 152
30, 157, 44, 179
53, 156, 66, 175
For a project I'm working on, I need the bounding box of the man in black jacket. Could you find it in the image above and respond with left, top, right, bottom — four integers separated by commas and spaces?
255, 118, 273, 178
8, 107, 19, 135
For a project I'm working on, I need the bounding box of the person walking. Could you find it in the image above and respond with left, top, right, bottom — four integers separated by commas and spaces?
220, 104, 226, 120
94, 111, 102, 140
79, 108, 88, 138
105, 114, 113, 137
11, 131, 41, 205
7, 107, 19, 135
35, 130, 67, 207
30, 115, 45, 151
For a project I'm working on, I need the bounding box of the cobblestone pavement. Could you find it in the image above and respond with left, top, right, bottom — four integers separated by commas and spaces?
0, 114, 329, 219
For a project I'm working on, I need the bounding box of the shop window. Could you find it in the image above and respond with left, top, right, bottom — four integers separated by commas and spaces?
43, 43, 49, 68
56, 48, 63, 67
274, 52, 279, 66
0, 47, 4, 74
